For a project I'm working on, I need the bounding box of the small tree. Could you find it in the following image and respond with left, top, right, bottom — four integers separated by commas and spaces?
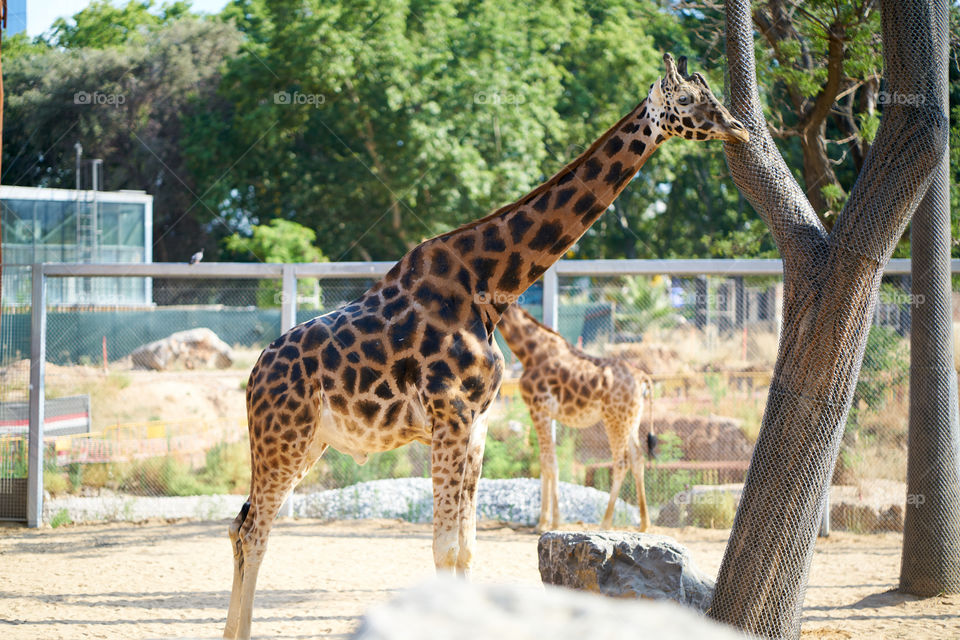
224, 219, 327, 308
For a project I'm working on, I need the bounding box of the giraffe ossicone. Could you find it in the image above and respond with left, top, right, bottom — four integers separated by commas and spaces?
223, 52, 746, 640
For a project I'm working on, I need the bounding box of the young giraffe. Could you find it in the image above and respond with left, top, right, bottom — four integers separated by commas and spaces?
498, 303, 656, 532
224, 53, 747, 640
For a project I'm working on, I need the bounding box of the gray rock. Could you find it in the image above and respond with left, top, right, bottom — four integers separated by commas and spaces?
130, 327, 233, 370
352, 577, 748, 640
538, 531, 715, 612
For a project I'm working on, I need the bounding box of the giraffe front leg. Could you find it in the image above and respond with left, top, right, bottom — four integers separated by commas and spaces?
431, 422, 469, 572
456, 413, 490, 579
531, 410, 557, 533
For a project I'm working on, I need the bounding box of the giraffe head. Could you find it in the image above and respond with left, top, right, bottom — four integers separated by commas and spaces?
648, 53, 749, 144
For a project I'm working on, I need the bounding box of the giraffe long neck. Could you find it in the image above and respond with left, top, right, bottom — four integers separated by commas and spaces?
498, 307, 570, 366
372, 96, 666, 337
450, 97, 663, 319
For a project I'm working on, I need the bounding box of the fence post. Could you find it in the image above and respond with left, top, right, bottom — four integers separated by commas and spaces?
281, 264, 297, 335
542, 266, 560, 443
278, 265, 298, 518
27, 264, 47, 528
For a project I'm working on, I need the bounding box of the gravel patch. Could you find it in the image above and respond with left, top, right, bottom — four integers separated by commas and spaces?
44, 478, 640, 526
296, 477, 640, 526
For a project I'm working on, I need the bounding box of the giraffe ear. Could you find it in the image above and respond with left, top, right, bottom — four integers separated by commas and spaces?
648, 77, 665, 108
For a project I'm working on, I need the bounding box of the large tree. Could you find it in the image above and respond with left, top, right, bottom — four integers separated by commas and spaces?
2, 2, 241, 262
682, 0, 885, 221
185, 0, 705, 261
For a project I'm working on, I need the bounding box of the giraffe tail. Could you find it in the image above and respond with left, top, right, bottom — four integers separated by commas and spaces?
641, 372, 658, 459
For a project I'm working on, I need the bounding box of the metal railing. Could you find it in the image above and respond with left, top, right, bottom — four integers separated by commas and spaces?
15, 257, 942, 526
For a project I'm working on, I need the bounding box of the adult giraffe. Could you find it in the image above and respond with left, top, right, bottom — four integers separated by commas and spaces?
224, 53, 747, 640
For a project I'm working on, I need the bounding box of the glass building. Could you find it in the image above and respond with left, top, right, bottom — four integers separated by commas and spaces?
1, 186, 153, 306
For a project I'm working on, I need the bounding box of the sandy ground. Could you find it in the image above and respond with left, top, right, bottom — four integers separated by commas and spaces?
1, 519, 957, 640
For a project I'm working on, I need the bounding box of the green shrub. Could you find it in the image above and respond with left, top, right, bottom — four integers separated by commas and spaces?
79, 463, 123, 490
44, 472, 70, 495
121, 457, 207, 496
50, 508, 73, 528
689, 490, 737, 529
197, 441, 251, 494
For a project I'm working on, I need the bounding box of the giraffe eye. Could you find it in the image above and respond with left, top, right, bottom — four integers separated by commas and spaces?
677, 94, 691, 106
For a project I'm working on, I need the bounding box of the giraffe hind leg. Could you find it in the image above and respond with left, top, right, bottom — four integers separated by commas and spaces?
226, 483, 294, 640
224, 436, 323, 639
223, 501, 250, 639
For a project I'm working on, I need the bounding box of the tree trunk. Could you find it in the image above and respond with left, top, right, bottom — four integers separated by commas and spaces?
709, 1, 948, 637
900, 4, 960, 594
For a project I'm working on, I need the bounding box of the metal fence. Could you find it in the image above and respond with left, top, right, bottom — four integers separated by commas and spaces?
0, 259, 950, 532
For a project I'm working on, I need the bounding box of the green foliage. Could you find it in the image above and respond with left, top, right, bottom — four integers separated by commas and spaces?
852, 325, 909, 424
609, 276, 676, 336
6, 0, 958, 262
44, 472, 71, 495
121, 457, 209, 496
47, 0, 192, 49
642, 431, 699, 507
224, 219, 327, 307
196, 441, 252, 494
50, 508, 74, 528
184, 0, 704, 261
224, 218, 326, 264
4, 8, 242, 262
309, 448, 416, 489
483, 398, 538, 479
482, 435, 535, 479
653, 431, 684, 464
819, 183, 847, 215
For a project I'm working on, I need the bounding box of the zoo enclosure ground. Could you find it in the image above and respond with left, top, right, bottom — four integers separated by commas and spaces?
0, 518, 956, 640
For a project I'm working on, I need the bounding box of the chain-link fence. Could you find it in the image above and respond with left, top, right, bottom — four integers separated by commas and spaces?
511, 272, 921, 535
0, 267, 32, 521
3, 260, 939, 536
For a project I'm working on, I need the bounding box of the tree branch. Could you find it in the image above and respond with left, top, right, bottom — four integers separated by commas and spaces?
723, 0, 827, 272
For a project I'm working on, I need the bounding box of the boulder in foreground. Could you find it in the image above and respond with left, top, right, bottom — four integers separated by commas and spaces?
538, 531, 715, 612
351, 577, 747, 640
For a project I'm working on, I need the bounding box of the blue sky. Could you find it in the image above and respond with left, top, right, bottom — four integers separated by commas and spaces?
27, 0, 230, 37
